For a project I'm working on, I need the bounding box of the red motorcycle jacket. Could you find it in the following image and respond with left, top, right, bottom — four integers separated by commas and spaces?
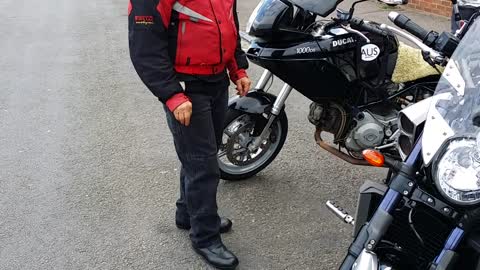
128, 0, 249, 111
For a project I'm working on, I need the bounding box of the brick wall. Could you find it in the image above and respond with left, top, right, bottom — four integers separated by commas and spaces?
407, 0, 452, 16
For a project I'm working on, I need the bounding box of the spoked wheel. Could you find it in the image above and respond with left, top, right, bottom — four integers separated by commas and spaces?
218, 109, 288, 181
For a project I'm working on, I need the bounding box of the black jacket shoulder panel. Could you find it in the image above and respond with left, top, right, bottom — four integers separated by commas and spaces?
129, 0, 183, 102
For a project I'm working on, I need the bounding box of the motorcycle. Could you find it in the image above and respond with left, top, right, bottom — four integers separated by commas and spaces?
218, 0, 442, 180
329, 9, 480, 270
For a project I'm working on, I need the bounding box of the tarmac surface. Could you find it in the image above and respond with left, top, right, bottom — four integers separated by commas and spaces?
0, 0, 449, 269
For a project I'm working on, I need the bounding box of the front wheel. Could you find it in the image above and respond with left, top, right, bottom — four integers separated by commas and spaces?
218, 109, 288, 181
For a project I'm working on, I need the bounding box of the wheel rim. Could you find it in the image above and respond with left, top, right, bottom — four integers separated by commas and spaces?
218, 114, 283, 176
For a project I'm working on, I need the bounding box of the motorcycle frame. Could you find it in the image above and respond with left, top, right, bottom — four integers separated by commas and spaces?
247, 68, 437, 153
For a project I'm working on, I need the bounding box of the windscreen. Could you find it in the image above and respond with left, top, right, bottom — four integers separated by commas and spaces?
289, 0, 341, 17
422, 19, 480, 165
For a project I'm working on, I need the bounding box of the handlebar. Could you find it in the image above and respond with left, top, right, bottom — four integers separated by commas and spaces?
349, 16, 444, 63
349, 17, 389, 37
388, 12, 440, 47
388, 12, 430, 41
379, 24, 442, 60
386, 11, 459, 59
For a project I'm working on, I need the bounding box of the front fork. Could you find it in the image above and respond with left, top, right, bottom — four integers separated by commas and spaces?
341, 139, 466, 270
249, 69, 292, 151
254, 69, 273, 90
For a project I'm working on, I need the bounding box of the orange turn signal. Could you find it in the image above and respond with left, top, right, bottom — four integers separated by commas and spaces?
362, 149, 385, 167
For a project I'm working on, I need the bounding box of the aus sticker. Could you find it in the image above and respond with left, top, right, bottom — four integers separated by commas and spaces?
361, 44, 380, 62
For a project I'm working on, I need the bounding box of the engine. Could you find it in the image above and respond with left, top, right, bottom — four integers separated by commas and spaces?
345, 112, 386, 152
309, 102, 398, 153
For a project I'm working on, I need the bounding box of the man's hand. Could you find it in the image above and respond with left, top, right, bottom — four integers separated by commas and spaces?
235, 77, 252, 97
173, 101, 192, 126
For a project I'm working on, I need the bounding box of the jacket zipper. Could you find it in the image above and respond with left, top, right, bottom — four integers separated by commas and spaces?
208, 0, 223, 66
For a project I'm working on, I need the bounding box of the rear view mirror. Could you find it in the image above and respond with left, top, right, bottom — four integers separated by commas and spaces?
378, 0, 408, 6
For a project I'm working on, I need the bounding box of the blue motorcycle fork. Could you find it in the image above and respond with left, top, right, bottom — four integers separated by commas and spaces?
430, 227, 465, 269
339, 138, 423, 270
377, 138, 423, 213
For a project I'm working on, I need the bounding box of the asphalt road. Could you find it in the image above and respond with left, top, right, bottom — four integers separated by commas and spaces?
0, 1, 449, 269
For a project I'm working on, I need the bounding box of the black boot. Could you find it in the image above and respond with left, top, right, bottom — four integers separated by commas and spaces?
176, 217, 232, 233
193, 242, 239, 270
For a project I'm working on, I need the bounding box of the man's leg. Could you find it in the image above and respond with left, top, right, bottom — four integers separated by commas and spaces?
164, 79, 238, 269
175, 167, 189, 225
164, 81, 221, 248
163, 108, 189, 225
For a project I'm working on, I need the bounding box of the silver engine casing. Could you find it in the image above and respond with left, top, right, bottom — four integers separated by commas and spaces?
308, 102, 398, 153
345, 111, 397, 152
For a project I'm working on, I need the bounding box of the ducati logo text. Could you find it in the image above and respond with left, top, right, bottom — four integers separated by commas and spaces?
332, 37, 355, 48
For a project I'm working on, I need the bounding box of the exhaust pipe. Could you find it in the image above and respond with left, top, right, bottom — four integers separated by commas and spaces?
315, 128, 371, 166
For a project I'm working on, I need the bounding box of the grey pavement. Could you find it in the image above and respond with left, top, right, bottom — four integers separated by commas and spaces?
0, 1, 449, 269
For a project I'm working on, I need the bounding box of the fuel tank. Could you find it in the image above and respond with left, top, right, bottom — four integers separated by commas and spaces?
247, 26, 399, 102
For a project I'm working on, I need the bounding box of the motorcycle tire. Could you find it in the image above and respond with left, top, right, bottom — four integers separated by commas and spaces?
219, 109, 288, 181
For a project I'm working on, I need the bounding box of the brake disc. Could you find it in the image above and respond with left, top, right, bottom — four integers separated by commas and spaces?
223, 115, 276, 166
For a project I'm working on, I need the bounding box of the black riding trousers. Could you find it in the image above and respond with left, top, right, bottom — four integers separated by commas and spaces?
164, 76, 229, 248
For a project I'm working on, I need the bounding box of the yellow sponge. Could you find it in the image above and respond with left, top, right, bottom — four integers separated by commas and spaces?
391, 42, 443, 83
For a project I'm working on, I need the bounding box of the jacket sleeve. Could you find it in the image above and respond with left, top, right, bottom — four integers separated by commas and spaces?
227, 0, 249, 83
128, 0, 189, 112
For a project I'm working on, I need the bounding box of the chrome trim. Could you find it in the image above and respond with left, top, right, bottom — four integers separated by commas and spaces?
352, 249, 379, 270
388, 11, 400, 22
239, 31, 254, 44
272, 84, 292, 116
326, 201, 355, 225
255, 69, 273, 91
380, 0, 405, 5
375, 142, 397, 150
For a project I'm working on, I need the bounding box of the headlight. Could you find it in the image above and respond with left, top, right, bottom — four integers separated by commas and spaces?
434, 138, 480, 206
245, 0, 263, 34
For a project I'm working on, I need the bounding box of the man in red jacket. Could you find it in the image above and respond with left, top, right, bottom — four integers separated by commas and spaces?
128, 0, 251, 269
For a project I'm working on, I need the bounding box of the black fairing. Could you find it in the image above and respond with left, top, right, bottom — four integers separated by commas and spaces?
248, 0, 317, 41
248, 0, 291, 38
247, 25, 399, 103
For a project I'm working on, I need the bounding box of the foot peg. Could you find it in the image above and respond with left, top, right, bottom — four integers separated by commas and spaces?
326, 200, 355, 225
